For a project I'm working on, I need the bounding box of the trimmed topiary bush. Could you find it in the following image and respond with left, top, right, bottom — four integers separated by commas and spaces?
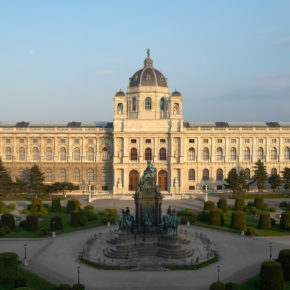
19, 220, 26, 228
72, 284, 85, 290
210, 281, 225, 290
51, 198, 62, 212
278, 249, 290, 280
254, 197, 264, 210
7, 203, 16, 210
209, 209, 224, 226
109, 209, 118, 216
177, 210, 185, 217
71, 210, 88, 227
259, 260, 284, 290
263, 202, 269, 209
84, 205, 94, 211
14, 276, 27, 288
39, 226, 50, 237
280, 211, 290, 230
0, 226, 11, 236
28, 198, 43, 212
67, 199, 81, 213
57, 284, 71, 290
245, 227, 256, 236
197, 210, 210, 222
50, 216, 63, 230
0, 213, 15, 231
258, 212, 272, 230
225, 282, 240, 290
280, 201, 288, 208
234, 199, 245, 211
25, 215, 38, 232
204, 201, 215, 211
218, 198, 228, 212
231, 211, 247, 230
270, 207, 276, 212
84, 210, 99, 221
0, 252, 19, 283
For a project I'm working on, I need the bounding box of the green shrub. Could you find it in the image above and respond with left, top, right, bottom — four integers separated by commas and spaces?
29, 198, 43, 212
254, 197, 264, 210
280, 211, 290, 230
67, 199, 81, 213
71, 210, 88, 227
19, 220, 26, 228
51, 198, 62, 212
14, 287, 34, 290
25, 215, 38, 232
57, 284, 71, 290
109, 209, 118, 216
280, 201, 288, 208
7, 203, 16, 210
197, 210, 210, 222
263, 202, 269, 209
247, 201, 254, 207
204, 201, 215, 211
0, 226, 11, 236
225, 282, 240, 290
217, 198, 228, 212
210, 281, 225, 290
39, 226, 50, 237
101, 216, 109, 224
270, 207, 276, 212
271, 218, 276, 227
50, 216, 63, 230
184, 208, 193, 215
0, 206, 9, 214
209, 209, 224, 226
259, 260, 284, 290
177, 210, 185, 217
258, 212, 272, 230
234, 199, 245, 211
14, 276, 27, 288
245, 227, 256, 236
21, 209, 30, 215
43, 203, 49, 209
278, 249, 290, 280
72, 283, 85, 290
85, 210, 99, 221
231, 211, 247, 230
0, 201, 5, 208
250, 206, 257, 215
84, 205, 94, 211
0, 213, 15, 231
0, 252, 19, 283
103, 208, 111, 216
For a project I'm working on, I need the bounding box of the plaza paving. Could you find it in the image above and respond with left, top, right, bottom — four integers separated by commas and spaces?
1, 196, 290, 289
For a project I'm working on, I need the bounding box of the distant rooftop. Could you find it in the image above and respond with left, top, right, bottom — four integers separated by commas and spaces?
184, 121, 290, 128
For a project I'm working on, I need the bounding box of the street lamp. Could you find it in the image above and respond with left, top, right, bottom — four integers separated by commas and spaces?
24, 241, 28, 266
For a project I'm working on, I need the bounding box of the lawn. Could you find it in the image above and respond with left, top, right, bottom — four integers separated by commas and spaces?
194, 206, 290, 237
0, 267, 57, 290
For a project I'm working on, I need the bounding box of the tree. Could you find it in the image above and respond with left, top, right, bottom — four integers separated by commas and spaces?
282, 167, 290, 190
251, 160, 267, 191
224, 168, 248, 193
0, 158, 13, 195
268, 173, 282, 191
14, 178, 28, 194
27, 164, 45, 194
50, 182, 77, 196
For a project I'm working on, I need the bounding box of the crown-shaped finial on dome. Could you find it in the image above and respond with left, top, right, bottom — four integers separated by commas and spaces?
144, 48, 153, 68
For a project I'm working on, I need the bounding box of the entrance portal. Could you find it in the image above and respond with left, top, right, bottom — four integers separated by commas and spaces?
129, 170, 139, 191
158, 170, 168, 191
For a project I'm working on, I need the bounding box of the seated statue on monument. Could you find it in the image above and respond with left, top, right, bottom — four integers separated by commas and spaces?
136, 161, 158, 193
163, 206, 180, 233
118, 207, 135, 232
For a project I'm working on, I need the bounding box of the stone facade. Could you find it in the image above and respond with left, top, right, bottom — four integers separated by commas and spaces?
1, 51, 290, 196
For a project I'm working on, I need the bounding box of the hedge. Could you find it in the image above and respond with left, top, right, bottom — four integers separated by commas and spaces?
50, 216, 64, 230
209, 209, 224, 227
245, 227, 256, 236
71, 210, 88, 227
103, 208, 118, 216
203, 201, 215, 211
258, 212, 272, 230
28, 198, 43, 212
259, 260, 284, 290
0, 252, 19, 283
72, 283, 85, 290
210, 281, 225, 290
57, 284, 71, 290
197, 210, 210, 222
67, 199, 81, 213
84, 210, 99, 221
254, 197, 264, 210
230, 211, 247, 230
278, 249, 290, 280
84, 205, 94, 211
234, 199, 245, 211
225, 282, 240, 290
280, 211, 290, 230
280, 201, 288, 208
0, 213, 15, 231
25, 215, 38, 232
0, 226, 11, 236
217, 198, 228, 212
51, 198, 62, 212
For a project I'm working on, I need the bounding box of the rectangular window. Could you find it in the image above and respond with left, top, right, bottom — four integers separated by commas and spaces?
217, 185, 223, 190
131, 139, 137, 143
231, 139, 236, 143
189, 186, 195, 190
285, 139, 290, 143
217, 139, 222, 143
74, 138, 80, 144
145, 139, 151, 143
19, 138, 24, 144
203, 139, 208, 143
272, 139, 277, 143
258, 139, 263, 143
160, 139, 166, 143
46, 138, 52, 143
244, 139, 250, 143
60, 138, 66, 144
88, 138, 94, 144
189, 139, 195, 143
6, 138, 11, 143
33, 138, 38, 144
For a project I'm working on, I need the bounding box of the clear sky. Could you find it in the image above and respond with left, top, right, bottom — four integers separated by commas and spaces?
0, 0, 290, 122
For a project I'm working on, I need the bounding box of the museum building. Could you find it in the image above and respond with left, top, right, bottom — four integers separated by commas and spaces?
1, 51, 290, 197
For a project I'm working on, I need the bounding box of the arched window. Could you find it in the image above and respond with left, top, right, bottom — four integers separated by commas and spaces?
188, 169, 195, 181
257, 147, 264, 160
173, 103, 179, 114
87, 147, 94, 161
60, 147, 66, 161
271, 147, 277, 161
101, 147, 109, 161
88, 169, 94, 182
5, 147, 12, 161
46, 168, 53, 182
159, 148, 167, 160
74, 169, 80, 182
74, 148, 80, 161
19, 147, 26, 161
244, 168, 250, 180
132, 97, 136, 111
130, 148, 138, 161
202, 147, 209, 161
216, 169, 223, 181
117, 103, 123, 114
216, 147, 223, 161
160, 97, 165, 111
46, 147, 53, 161
145, 97, 152, 110
33, 147, 40, 161
188, 148, 195, 161
202, 169, 209, 180
145, 148, 152, 161
271, 168, 277, 175
243, 147, 250, 161
230, 147, 237, 161
60, 168, 66, 182
284, 147, 290, 160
